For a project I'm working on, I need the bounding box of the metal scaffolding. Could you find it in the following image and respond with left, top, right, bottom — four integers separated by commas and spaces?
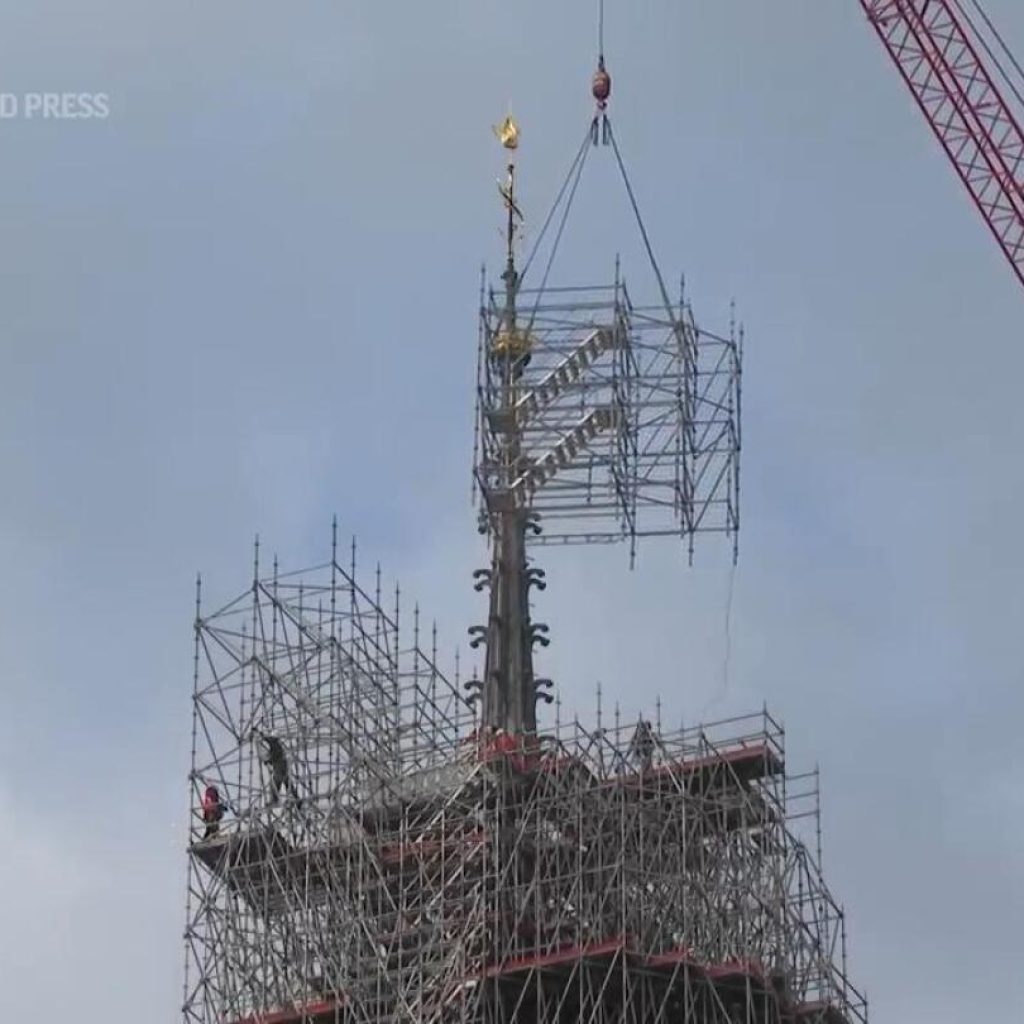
473, 279, 741, 560
183, 68, 865, 1024
183, 537, 866, 1024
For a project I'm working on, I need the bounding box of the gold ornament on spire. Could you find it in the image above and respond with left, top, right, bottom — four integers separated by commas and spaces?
493, 114, 520, 151
494, 113, 523, 224
489, 113, 532, 367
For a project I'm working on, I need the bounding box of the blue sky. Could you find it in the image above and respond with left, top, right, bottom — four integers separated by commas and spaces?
0, 1, 1022, 1020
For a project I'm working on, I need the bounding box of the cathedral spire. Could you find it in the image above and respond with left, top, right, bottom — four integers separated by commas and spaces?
474, 114, 542, 738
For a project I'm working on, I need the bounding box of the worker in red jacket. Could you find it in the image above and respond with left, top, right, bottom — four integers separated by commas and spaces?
201, 784, 226, 840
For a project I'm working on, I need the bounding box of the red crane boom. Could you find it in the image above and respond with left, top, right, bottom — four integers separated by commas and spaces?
861, 0, 1024, 289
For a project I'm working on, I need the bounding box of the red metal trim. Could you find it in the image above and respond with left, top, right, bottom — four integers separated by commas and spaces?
377, 830, 487, 864
231, 997, 341, 1024
481, 935, 628, 978
619, 743, 783, 787
644, 947, 700, 969
673, 744, 782, 777
704, 958, 766, 982
860, 0, 1024, 289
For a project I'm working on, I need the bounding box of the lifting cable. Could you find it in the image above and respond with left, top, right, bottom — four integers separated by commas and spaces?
523, 130, 593, 335
519, 0, 676, 330
519, 124, 593, 289
606, 118, 677, 323
954, 0, 1024, 115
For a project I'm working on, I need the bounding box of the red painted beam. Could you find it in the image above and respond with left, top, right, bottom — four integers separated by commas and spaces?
481, 935, 628, 978
704, 958, 766, 983
231, 997, 341, 1024
645, 947, 700, 970
619, 743, 783, 788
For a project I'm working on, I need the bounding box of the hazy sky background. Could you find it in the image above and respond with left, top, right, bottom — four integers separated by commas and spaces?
0, 1, 1021, 1020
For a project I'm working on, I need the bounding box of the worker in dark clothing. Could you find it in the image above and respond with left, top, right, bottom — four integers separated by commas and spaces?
256, 730, 300, 807
201, 784, 226, 840
630, 719, 656, 772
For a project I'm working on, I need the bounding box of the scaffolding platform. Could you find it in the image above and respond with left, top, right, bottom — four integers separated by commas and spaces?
184, 551, 867, 1024
703, 959, 768, 987
793, 1002, 852, 1024
620, 743, 784, 793
191, 827, 356, 911
181, 54, 869, 1021
222, 967, 845, 1024
190, 827, 295, 879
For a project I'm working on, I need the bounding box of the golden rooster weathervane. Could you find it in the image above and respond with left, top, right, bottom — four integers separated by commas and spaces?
489, 113, 531, 365
493, 114, 523, 267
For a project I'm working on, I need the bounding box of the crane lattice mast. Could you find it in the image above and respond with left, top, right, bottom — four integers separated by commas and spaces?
861, 0, 1024, 288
